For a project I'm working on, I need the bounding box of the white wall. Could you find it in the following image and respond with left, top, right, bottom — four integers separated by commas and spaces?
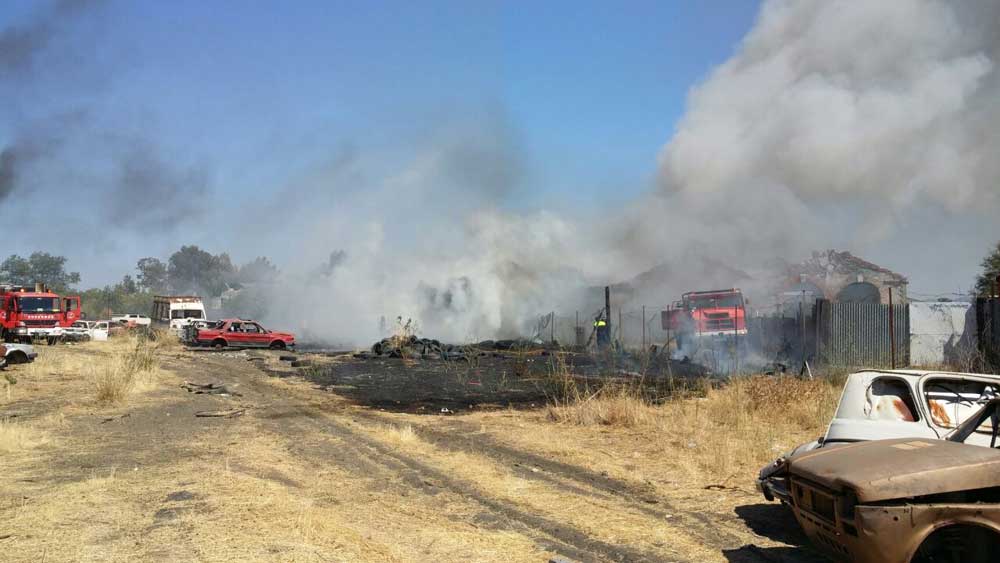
910, 302, 972, 367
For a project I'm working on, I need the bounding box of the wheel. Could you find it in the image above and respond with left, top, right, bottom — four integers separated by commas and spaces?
912, 525, 1000, 563
7, 351, 27, 364
213, 339, 227, 350
269, 340, 286, 350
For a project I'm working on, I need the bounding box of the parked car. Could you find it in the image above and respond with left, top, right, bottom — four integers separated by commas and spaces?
782, 401, 1000, 563
193, 319, 295, 350
64, 320, 94, 342
758, 369, 1000, 504
2, 342, 37, 365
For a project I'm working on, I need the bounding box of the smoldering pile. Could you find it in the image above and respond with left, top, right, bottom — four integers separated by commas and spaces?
356, 335, 552, 361
358, 335, 466, 361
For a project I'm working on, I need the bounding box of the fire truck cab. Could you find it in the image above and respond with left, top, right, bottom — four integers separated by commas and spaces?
662, 288, 747, 338
0, 285, 82, 342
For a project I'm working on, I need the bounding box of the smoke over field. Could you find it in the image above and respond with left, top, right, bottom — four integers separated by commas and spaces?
275, 0, 1000, 344
2, 1, 998, 344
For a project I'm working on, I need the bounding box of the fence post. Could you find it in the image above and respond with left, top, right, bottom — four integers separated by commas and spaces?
551, 311, 555, 344
642, 305, 646, 350
889, 288, 896, 369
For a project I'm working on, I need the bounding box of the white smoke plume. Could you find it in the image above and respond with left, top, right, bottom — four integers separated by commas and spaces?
263, 0, 1000, 345
641, 0, 999, 259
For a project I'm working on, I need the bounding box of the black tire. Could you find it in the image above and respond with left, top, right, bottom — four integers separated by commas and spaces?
213, 339, 227, 350
912, 524, 1000, 563
269, 340, 286, 350
7, 351, 28, 365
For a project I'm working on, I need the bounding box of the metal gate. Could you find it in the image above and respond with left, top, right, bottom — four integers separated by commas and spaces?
815, 300, 910, 368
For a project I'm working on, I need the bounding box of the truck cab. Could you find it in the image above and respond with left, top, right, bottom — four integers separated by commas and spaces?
0, 286, 82, 342
152, 296, 207, 336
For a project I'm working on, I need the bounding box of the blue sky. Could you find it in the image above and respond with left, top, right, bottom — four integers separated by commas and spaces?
2, 0, 761, 284
7, 0, 760, 193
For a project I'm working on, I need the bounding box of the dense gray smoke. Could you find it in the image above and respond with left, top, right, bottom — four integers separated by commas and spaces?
632, 0, 1000, 267
0, 0, 98, 74
3, 0, 999, 345
0, 0, 206, 244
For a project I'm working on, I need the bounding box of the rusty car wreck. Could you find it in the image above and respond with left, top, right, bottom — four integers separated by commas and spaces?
769, 393, 1000, 562
758, 369, 1000, 504
785, 433, 1000, 562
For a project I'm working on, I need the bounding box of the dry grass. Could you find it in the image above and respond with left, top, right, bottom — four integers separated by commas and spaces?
90, 336, 161, 404
667, 375, 841, 479
546, 384, 655, 427
543, 371, 842, 481
0, 417, 48, 452
378, 422, 419, 446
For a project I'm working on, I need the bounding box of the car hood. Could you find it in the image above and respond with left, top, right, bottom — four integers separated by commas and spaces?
788, 437, 1000, 503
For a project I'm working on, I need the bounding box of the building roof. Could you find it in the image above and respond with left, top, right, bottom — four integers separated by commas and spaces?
790, 250, 908, 283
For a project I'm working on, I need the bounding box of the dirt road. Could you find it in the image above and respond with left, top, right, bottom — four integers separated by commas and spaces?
0, 344, 827, 562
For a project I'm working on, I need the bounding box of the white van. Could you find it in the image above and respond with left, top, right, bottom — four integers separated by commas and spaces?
152, 296, 207, 335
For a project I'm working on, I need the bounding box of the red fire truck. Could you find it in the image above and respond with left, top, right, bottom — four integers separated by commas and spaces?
662, 288, 747, 355
0, 284, 82, 342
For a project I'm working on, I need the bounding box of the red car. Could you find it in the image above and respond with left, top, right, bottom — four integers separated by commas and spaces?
195, 319, 295, 350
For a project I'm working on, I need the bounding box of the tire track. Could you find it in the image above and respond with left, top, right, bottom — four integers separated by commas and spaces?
269, 409, 682, 563
351, 410, 747, 551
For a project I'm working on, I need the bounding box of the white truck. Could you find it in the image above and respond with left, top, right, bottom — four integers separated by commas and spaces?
110, 313, 151, 326
151, 296, 207, 336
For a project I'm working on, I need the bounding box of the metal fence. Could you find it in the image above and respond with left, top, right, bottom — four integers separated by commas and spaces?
975, 298, 1000, 369
534, 300, 911, 370
815, 300, 909, 368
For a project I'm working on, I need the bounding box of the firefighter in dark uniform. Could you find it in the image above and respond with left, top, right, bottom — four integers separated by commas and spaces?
594, 316, 609, 349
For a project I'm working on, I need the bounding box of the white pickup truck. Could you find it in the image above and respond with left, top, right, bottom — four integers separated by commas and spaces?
111, 314, 151, 326
65, 320, 110, 342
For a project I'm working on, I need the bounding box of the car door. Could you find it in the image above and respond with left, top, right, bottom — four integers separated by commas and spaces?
225, 321, 249, 346
245, 322, 270, 347
91, 322, 109, 342
918, 374, 1000, 447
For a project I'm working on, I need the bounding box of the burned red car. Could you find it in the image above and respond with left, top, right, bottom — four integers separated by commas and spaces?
194, 319, 295, 350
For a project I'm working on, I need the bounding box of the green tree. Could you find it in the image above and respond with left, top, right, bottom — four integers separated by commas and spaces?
120, 274, 138, 294
167, 245, 235, 296
238, 256, 279, 285
977, 241, 1000, 296
136, 257, 168, 293
0, 252, 80, 291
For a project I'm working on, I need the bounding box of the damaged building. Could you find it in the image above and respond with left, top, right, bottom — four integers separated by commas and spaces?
782, 250, 908, 305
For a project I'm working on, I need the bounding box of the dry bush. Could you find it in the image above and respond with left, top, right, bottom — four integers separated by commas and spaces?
91, 337, 159, 404
663, 375, 842, 480
546, 384, 654, 427
377, 423, 419, 446
543, 358, 845, 482
91, 355, 136, 404
0, 417, 47, 452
